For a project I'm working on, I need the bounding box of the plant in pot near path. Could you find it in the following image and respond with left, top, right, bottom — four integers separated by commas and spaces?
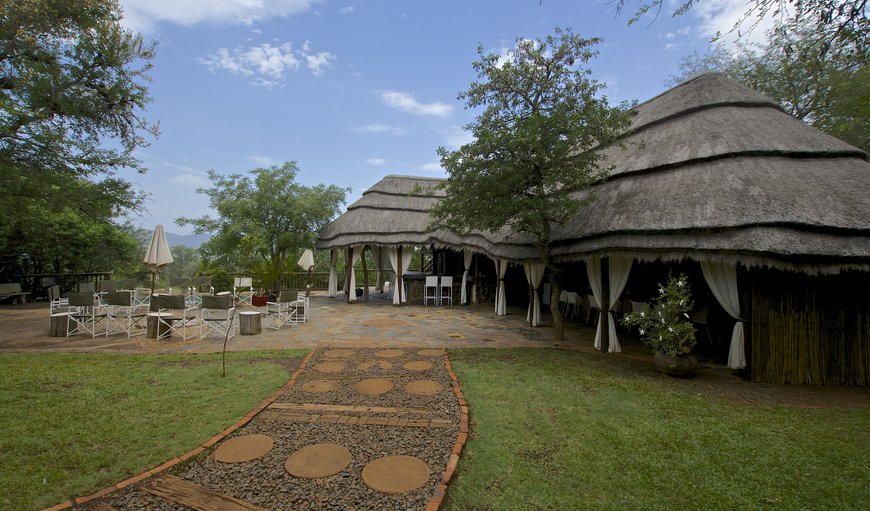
621, 273, 698, 377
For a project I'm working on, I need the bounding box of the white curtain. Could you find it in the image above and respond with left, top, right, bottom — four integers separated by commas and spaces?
372, 246, 384, 292
388, 246, 413, 305
461, 250, 473, 304
524, 262, 545, 326
701, 260, 746, 369
495, 259, 508, 316
347, 245, 364, 302
587, 256, 605, 350
606, 255, 633, 353
327, 248, 338, 297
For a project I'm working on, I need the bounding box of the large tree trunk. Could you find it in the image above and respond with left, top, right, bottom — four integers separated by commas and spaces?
549, 271, 564, 340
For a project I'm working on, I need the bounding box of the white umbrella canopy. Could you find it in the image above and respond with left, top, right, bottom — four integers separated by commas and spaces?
143, 224, 174, 293
297, 249, 315, 271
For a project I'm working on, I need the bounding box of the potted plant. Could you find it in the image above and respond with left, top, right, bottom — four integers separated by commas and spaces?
621, 273, 698, 377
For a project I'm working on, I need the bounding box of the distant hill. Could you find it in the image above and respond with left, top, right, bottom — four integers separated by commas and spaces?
165, 232, 210, 248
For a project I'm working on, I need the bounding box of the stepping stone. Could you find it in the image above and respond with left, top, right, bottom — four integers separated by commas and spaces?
402, 360, 433, 371
361, 455, 430, 494
214, 434, 274, 463
417, 349, 445, 357
354, 378, 395, 396
302, 379, 339, 393
312, 361, 346, 373
324, 349, 354, 358
375, 349, 404, 358
285, 443, 352, 479
358, 360, 393, 371
406, 380, 443, 395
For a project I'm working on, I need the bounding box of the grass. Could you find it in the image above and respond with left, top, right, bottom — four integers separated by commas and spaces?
445, 349, 870, 511
0, 349, 307, 511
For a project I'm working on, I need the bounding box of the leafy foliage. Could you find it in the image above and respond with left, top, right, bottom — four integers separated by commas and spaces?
669, 20, 868, 151
177, 161, 348, 288
431, 28, 632, 338
621, 273, 697, 356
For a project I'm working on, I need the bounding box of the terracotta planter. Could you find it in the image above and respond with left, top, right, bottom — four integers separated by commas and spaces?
654, 352, 698, 378
252, 295, 268, 307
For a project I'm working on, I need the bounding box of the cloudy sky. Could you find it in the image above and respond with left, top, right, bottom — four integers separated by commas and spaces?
117, 0, 769, 234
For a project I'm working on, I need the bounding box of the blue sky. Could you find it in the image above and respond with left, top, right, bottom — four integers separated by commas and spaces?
118, 0, 768, 234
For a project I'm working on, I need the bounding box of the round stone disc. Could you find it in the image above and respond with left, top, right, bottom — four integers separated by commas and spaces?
375, 349, 404, 359
362, 455, 430, 494
285, 443, 352, 478
354, 378, 395, 396
302, 379, 339, 393
417, 349, 445, 357
406, 380, 443, 395
214, 434, 274, 464
402, 360, 433, 371
324, 349, 355, 358
358, 360, 393, 372
312, 361, 346, 374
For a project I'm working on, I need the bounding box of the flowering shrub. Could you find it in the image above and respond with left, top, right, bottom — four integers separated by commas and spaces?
621, 273, 697, 357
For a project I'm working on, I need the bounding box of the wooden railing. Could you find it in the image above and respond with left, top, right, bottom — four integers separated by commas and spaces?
16, 272, 114, 301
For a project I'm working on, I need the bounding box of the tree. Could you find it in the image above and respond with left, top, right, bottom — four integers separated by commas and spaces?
177, 161, 348, 292
614, 0, 867, 48
430, 28, 633, 340
668, 20, 869, 150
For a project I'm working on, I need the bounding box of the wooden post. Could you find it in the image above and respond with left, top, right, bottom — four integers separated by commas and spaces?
49, 313, 69, 337
362, 244, 369, 301
346, 246, 353, 304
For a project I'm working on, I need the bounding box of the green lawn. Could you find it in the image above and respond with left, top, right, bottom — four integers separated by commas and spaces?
0, 350, 306, 511
445, 349, 870, 511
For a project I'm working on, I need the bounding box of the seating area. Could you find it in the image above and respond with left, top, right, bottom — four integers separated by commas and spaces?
423, 276, 454, 306
50, 278, 310, 340
0, 283, 30, 305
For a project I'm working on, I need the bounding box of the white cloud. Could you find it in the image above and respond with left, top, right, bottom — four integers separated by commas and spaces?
354, 124, 405, 135
248, 155, 276, 167
365, 158, 386, 166
663, 42, 681, 51
380, 91, 453, 118
202, 41, 334, 87
420, 162, 445, 173
339, 5, 354, 14
119, 0, 322, 32
166, 164, 208, 187
691, 0, 784, 45
438, 125, 474, 149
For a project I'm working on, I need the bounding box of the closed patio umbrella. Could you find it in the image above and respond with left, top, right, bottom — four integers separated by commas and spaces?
297, 249, 315, 289
143, 224, 174, 294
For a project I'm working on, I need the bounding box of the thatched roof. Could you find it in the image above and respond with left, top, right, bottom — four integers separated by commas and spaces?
317, 73, 870, 273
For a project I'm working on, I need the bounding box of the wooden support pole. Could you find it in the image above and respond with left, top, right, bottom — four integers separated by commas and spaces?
362, 245, 369, 301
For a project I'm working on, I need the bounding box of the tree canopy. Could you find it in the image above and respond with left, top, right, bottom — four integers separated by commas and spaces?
669, 20, 868, 151
430, 28, 633, 338
177, 161, 348, 290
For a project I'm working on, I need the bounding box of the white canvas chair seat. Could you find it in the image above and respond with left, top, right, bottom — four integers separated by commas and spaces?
67, 292, 108, 338
199, 294, 237, 340
148, 294, 198, 340
233, 277, 254, 307
439, 276, 453, 306
105, 291, 148, 338
266, 290, 300, 330
424, 276, 439, 306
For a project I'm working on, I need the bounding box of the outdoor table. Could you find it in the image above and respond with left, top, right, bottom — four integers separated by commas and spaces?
146, 312, 174, 339
239, 311, 262, 335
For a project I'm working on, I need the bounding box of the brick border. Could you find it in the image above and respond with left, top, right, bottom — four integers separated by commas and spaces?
39, 350, 317, 511
425, 349, 468, 511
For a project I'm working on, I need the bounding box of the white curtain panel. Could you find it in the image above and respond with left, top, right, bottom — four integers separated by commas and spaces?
400, 245, 412, 303
327, 248, 339, 297
461, 250, 473, 304
586, 255, 605, 350
347, 245, 364, 302
524, 262, 545, 326
606, 255, 633, 353
701, 260, 746, 369
387, 246, 400, 305
495, 259, 508, 316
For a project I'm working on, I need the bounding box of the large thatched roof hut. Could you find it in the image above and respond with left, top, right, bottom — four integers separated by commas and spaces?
317, 73, 870, 385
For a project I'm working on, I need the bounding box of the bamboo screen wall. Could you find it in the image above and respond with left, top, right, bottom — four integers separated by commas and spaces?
751, 269, 869, 386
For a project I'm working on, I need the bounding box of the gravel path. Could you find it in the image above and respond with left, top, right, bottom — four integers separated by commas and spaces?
99, 348, 460, 511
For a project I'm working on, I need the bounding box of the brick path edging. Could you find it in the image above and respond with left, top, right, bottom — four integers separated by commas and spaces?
39, 350, 318, 511
424, 350, 468, 511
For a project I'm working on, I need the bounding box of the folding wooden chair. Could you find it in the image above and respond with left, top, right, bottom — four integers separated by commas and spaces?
266, 290, 299, 330
67, 292, 108, 338
200, 294, 237, 340
105, 291, 148, 338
